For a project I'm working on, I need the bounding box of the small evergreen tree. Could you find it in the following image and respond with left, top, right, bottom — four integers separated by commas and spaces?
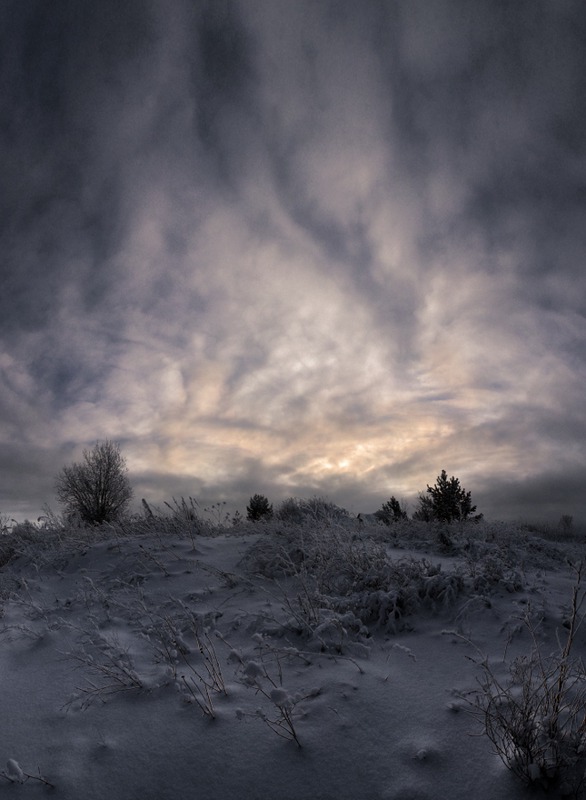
414, 470, 481, 523
246, 494, 273, 522
375, 496, 407, 525
412, 493, 434, 522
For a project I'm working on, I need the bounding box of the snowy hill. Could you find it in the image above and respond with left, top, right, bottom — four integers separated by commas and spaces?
0, 516, 584, 799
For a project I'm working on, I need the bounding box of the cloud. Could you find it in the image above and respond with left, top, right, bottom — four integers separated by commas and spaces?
1, 0, 586, 523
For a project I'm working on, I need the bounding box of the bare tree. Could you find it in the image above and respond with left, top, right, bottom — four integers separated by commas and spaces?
55, 440, 133, 525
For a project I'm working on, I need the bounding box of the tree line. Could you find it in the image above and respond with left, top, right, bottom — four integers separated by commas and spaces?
54, 441, 482, 526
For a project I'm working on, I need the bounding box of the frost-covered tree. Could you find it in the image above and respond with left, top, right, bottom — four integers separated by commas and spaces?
246, 494, 273, 522
375, 496, 407, 525
413, 470, 481, 523
55, 440, 133, 525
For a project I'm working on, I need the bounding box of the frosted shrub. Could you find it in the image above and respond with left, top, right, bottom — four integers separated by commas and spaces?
461, 538, 524, 593
314, 535, 388, 596
0, 540, 14, 569
177, 626, 227, 718
242, 525, 463, 636
334, 557, 463, 634
232, 634, 322, 746
238, 522, 314, 577
470, 553, 523, 594
65, 631, 145, 709
275, 496, 349, 525
158, 496, 209, 536
5, 515, 99, 567
243, 522, 388, 595
116, 496, 216, 549
463, 563, 586, 793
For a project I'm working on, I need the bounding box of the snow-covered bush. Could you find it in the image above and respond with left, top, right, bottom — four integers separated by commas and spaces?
0, 541, 14, 568
461, 538, 524, 593
65, 630, 146, 709
147, 611, 227, 717
275, 496, 349, 525
333, 557, 463, 634
240, 520, 385, 587
238, 521, 312, 577
232, 634, 322, 746
241, 522, 464, 636
463, 563, 586, 793
138, 496, 209, 539
0, 512, 11, 535
4, 515, 92, 567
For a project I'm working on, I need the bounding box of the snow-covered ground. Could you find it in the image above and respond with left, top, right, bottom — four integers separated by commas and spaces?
0, 515, 584, 799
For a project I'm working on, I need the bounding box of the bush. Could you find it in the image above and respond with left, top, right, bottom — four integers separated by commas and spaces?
275, 496, 349, 524
274, 498, 305, 524
55, 440, 133, 525
240, 521, 463, 637
463, 563, 586, 792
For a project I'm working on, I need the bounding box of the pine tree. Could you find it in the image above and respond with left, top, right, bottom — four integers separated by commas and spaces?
375, 496, 407, 525
246, 494, 273, 522
415, 470, 482, 523
412, 493, 434, 522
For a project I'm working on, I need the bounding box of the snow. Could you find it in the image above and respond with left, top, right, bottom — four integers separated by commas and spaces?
0, 516, 584, 799
5, 759, 24, 782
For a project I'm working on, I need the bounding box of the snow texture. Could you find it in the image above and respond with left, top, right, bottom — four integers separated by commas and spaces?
0, 516, 584, 798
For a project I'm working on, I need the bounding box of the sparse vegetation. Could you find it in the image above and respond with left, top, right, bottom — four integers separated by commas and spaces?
0, 490, 585, 799
0, 512, 11, 535
461, 563, 586, 794
560, 514, 574, 533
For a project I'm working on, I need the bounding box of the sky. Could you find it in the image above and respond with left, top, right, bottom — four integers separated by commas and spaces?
2, 0, 586, 524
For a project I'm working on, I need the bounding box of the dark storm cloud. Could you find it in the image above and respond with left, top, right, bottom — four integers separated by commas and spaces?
187, 1, 260, 185
0, 440, 60, 521
0, 1, 153, 330
382, 1, 586, 293
478, 468, 586, 525
2, 0, 586, 524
